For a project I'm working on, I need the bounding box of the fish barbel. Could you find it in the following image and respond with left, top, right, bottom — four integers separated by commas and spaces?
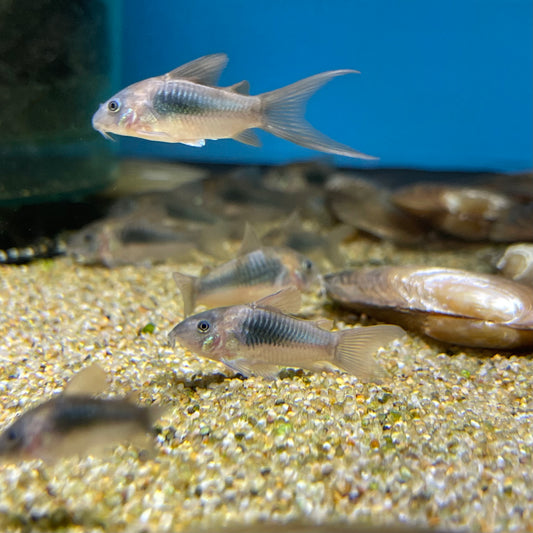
92, 53, 376, 159
168, 287, 404, 380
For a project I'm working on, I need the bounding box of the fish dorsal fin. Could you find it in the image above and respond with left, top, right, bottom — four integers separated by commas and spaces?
238, 223, 262, 256
166, 53, 228, 85
254, 286, 302, 315
283, 210, 303, 232
64, 364, 108, 396
225, 80, 250, 95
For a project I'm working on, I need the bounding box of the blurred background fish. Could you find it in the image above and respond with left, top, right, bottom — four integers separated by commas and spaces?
173, 224, 321, 316
0, 365, 163, 463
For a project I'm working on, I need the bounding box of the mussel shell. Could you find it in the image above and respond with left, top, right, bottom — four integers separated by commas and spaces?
325, 266, 533, 349
497, 243, 533, 284
326, 175, 426, 244
391, 184, 513, 240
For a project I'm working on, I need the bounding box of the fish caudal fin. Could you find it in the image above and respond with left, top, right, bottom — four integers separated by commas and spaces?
260, 70, 377, 160
334, 325, 405, 381
173, 272, 197, 317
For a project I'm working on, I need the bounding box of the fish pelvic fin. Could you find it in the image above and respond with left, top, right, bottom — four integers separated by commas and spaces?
260, 70, 378, 160
334, 324, 405, 381
173, 272, 197, 317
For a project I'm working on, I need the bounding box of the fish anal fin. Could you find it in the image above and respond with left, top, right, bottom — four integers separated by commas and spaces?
238, 223, 262, 256
64, 364, 108, 396
225, 80, 250, 95
254, 286, 302, 315
166, 54, 228, 86
233, 129, 261, 147
173, 272, 198, 317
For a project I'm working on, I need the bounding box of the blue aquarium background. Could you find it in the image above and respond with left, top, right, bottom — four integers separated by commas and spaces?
118, 0, 533, 172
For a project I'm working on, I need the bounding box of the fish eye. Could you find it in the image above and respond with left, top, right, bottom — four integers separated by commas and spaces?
107, 99, 121, 113
197, 320, 211, 333
302, 258, 314, 271
6, 428, 18, 441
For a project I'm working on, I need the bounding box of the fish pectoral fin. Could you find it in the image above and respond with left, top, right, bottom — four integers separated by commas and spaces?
254, 286, 302, 315
181, 139, 206, 147
166, 53, 228, 86
233, 129, 261, 147
225, 80, 250, 95
64, 364, 108, 396
237, 222, 263, 256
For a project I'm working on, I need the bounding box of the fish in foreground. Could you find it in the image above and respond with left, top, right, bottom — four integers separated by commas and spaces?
168, 287, 405, 380
173, 224, 321, 316
0, 365, 163, 462
92, 53, 376, 159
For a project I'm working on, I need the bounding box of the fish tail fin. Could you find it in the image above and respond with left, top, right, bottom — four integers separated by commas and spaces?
173, 272, 197, 317
334, 325, 405, 381
260, 70, 377, 160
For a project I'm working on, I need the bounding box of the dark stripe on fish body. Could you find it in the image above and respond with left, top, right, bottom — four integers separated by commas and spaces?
51, 397, 151, 432
153, 81, 241, 116
242, 308, 327, 349
200, 251, 284, 292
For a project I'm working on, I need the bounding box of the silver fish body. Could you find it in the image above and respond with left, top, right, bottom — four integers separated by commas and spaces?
169, 288, 404, 380
92, 53, 376, 159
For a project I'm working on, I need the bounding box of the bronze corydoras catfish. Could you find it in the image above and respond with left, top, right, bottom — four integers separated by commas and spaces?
169, 287, 404, 380
0, 365, 163, 462
92, 53, 376, 159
